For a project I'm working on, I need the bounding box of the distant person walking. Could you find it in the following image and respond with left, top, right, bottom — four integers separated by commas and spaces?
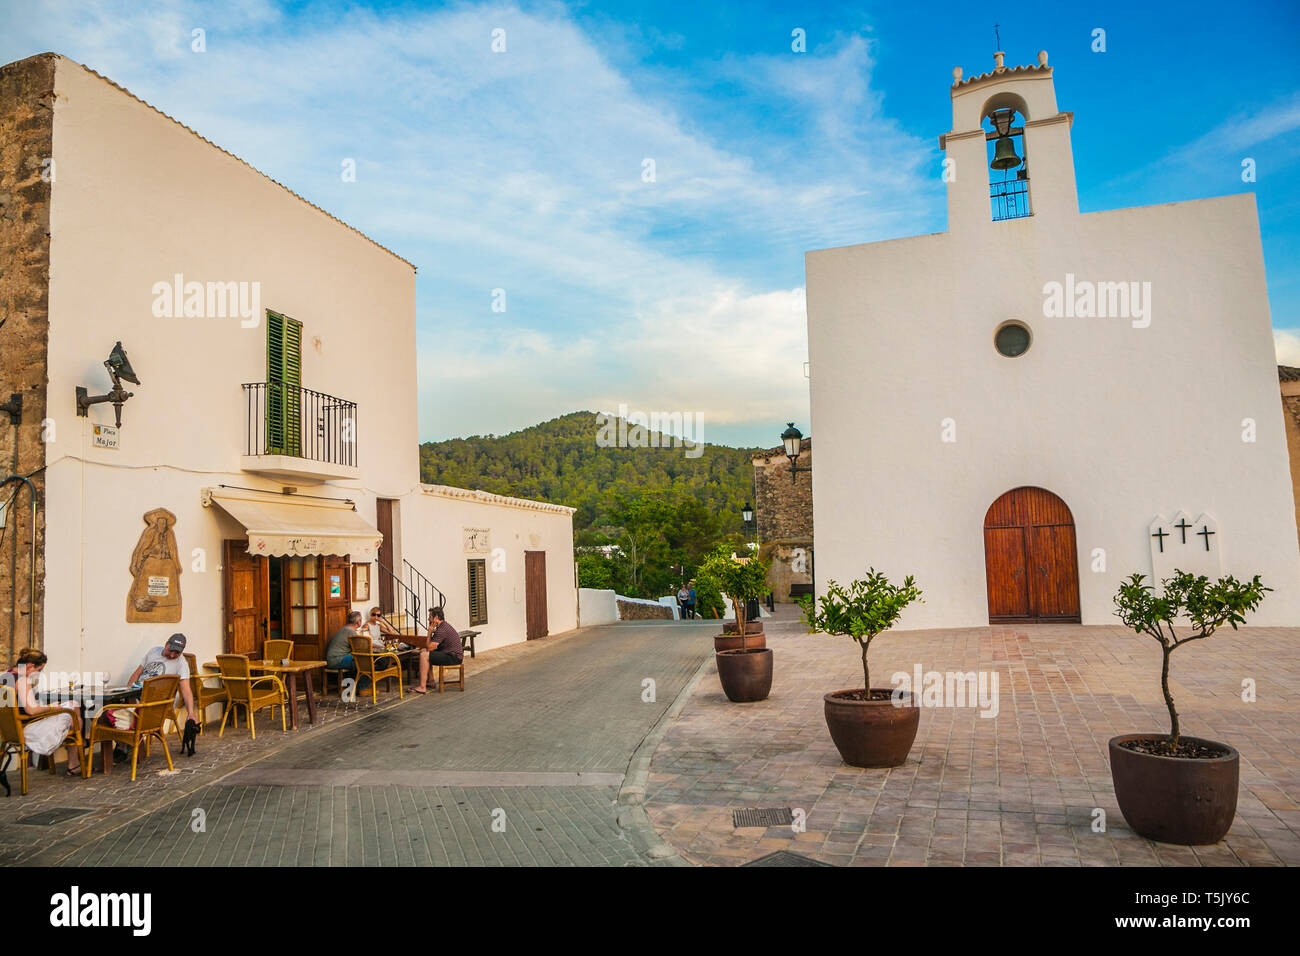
677, 584, 690, 621
687, 580, 698, 619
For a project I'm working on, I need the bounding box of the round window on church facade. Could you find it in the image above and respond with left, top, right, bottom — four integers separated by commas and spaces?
994, 321, 1032, 357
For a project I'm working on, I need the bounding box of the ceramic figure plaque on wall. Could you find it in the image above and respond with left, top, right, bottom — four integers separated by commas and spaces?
126, 507, 182, 622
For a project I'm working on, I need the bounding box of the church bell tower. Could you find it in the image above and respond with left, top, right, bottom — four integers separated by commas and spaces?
941, 50, 1078, 233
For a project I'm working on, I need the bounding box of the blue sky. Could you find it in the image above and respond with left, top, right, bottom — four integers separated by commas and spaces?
5, 0, 1300, 447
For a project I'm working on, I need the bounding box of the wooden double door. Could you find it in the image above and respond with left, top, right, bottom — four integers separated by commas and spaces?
983, 487, 1080, 623
223, 541, 352, 659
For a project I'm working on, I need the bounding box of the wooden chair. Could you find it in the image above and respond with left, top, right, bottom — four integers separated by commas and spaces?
175, 652, 228, 737
322, 666, 346, 695
262, 639, 294, 662
348, 635, 403, 705
436, 661, 466, 693
1, 683, 88, 786
0, 684, 33, 795
216, 655, 287, 739
88, 675, 179, 781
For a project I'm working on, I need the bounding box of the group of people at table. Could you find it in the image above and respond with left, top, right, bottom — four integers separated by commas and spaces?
3, 604, 464, 780
326, 604, 463, 694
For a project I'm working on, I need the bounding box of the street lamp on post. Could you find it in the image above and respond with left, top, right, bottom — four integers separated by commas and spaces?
781, 422, 812, 484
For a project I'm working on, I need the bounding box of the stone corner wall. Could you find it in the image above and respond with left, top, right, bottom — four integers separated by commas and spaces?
0, 53, 56, 662
753, 440, 813, 601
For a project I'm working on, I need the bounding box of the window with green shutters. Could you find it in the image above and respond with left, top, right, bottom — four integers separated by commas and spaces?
266, 311, 303, 456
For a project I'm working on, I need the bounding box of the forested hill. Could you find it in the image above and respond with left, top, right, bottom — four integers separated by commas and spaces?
418, 411, 760, 535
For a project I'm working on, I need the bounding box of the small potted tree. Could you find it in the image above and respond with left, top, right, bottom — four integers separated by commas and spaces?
801, 570, 923, 768
700, 546, 772, 702
1110, 570, 1269, 845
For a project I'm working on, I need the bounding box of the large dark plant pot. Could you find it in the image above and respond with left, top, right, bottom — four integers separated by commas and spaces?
823, 689, 920, 768
713, 632, 767, 652
1108, 734, 1239, 845
722, 621, 764, 635
716, 648, 772, 702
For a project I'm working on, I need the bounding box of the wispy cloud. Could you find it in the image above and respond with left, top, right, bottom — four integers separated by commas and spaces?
2, 0, 936, 445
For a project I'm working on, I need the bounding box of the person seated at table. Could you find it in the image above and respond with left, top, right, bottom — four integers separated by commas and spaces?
325, 610, 366, 687
412, 605, 461, 694
365, 607, 403, 646
3, 648, 84, 776
105, 634, 200, 761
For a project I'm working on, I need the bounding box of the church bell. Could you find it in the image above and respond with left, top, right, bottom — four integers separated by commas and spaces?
990, 135, 1022, 171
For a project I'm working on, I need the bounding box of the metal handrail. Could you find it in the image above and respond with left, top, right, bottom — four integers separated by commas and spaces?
242, 382, 358, 466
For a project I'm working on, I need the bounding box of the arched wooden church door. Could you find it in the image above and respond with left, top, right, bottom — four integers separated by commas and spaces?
983, 487, 1081, 623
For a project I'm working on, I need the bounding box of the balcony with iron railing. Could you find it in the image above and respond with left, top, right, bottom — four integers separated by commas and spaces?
241, 381, 360, 482
990, 176, 1031, 222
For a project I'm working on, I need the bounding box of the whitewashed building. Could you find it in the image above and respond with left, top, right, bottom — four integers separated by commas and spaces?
0, 53, 576, 681
805, 50, 1300, 628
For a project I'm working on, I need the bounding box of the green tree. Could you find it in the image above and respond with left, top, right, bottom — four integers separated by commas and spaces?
1113, 571, 1269, 744
800, 570, 923, 692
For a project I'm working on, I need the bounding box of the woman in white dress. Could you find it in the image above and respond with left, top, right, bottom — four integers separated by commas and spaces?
4, 648, 84, 776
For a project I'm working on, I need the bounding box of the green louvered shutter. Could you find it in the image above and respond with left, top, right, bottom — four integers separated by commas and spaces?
266, 312, 303, 456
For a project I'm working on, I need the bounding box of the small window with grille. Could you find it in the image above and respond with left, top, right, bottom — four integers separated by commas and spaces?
467, 559, 488, 626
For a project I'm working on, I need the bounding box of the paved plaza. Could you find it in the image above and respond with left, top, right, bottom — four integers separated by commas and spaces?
645, 605, 1300, 866
2, 607, 1296, 867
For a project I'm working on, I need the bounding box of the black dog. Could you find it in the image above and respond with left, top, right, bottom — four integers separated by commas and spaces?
181, 719, 199, 757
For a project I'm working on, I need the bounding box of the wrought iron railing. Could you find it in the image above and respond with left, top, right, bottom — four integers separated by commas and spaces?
990, 177, 1031, 221
404, 558, 446, 621
242, 382, 357, 466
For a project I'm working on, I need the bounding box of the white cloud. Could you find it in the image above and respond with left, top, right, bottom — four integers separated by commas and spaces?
1275, 329, 1300, 367
2, 1, 934, 446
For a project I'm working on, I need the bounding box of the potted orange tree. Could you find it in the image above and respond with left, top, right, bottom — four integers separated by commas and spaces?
1110, 570, 1268, 845
700, 546, 772, 702
800, 570, 923, 768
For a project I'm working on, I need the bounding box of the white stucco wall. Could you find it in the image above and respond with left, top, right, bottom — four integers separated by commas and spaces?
37, 57, 576, 678
806, 63, 1300, 629
399, 487, 577, 653
578, 588, 618, 627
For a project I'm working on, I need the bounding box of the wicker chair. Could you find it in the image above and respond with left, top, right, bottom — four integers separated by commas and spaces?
216, 654, 287, 738
88, 675, 179, 781
176, 652, 228, 737
262, 639, 294, 661
1, 682, 88, 788
348, 635, 403, 705
0, 684, 43, 794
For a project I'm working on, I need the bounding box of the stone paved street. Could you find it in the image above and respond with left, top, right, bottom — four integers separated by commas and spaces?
645, 604, 1300, 867
1, 620, 715, 866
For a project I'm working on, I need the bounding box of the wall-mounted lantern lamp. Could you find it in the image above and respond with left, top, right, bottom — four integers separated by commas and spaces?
75, 341, 140, 427
780, 422, 812, 484
741, 502, 754, 525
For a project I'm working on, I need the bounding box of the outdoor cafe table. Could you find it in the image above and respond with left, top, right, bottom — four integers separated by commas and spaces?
204, 660, 326, 730
36, 684, 139, 734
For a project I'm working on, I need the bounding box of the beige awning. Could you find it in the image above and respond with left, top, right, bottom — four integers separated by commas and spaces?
202, 488, 382, 559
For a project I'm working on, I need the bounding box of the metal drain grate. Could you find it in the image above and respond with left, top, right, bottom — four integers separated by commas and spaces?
732, 807, 794, 828
16, 807, 94, 826
743, 850, 832, 867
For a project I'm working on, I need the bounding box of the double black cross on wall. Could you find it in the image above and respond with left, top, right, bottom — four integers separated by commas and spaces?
1151, 518, 1214, 553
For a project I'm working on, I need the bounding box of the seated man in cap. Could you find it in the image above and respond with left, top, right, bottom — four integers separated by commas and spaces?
104, 633, 200, 761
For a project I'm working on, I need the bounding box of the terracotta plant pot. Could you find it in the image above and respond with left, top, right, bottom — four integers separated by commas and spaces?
823, 689, 920, 768
721, 621, 764, 635
1108, 734, 1239, 845
713, 632, 767, 653
715, 648, 772, 703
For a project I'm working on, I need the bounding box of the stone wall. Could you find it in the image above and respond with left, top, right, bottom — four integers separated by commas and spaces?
752, 439, 812, 601
0, 54, 54, 663
616, 598, 672, 620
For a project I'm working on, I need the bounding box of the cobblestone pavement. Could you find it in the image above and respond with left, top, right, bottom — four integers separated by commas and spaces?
646, 604, 1300, 867
2, 620, 715, 866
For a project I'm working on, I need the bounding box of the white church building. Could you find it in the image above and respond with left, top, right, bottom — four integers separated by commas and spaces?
806, 50, 1300, 628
